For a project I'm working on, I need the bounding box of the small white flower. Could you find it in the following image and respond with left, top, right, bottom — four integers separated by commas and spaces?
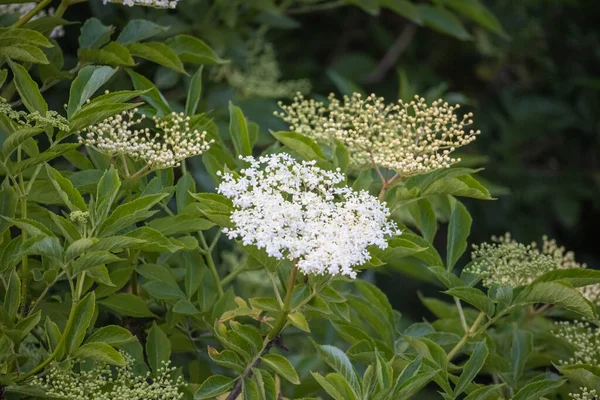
217, 153, 400, 278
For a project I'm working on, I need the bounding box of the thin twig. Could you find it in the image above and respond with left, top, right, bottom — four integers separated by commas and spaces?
364, 23, 418, 83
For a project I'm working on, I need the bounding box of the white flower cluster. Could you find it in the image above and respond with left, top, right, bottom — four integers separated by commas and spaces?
79, 110, 213, 169
217, 153, 400, 278
0, 3, 64, 38
1, 97, 69, 131
31, 355, 184, 400
553, 320, 600, 366
102, 0, 179, 8
276, 93, 479, 176
466, 233, 587, 288
571, 388, 600, 400
211, 37, 311, 99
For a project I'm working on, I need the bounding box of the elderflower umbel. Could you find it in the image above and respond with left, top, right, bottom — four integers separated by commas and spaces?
30, 354, 184, 400
276, 93, 480, 176
212, 37, 311, 99
102, 0, 179, 8
571, 388, 600, 400
465, 233, 587, 288
79, 110, 213, 169
217, 153, 400, 278
553, 320, 600, 365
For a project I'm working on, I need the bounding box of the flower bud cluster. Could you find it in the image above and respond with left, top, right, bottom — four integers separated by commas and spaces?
79, 110, 213, 169
553, 320, 600, 366
0, 3, 64, 37
466, 233, 587, 288
102, 0, 179, 8
30, 353, 184, 400
276, 93, 479, 175
1, 97, 69, 131
217, 153, 400, 278
69, 211, 89, 224
571, 388, 599, 400
212, 37, 311, 99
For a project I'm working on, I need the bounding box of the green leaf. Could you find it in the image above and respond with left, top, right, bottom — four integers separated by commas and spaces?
0, 68, 7, 87
418, 5, 472, 41
127, 42, 185, 73
98, 193, 167, 237
79, 41, 135, 67
288, 312, 310, 332
86, 325, 134, 345
4, 270, 20, 321
166, 35, 227, 65
510, 329, 532, 387
176, 173, 196, 213
355, 280, 394, 323
172, 299, 200, 315
326, 69, 365, 97
512, 379, 565, 400
8, 59, 47, 114
229, 101, 252, 157
98, 293, 155, 317
310, 339, 360, 393
2, 127, 43, 158
445, 0, 507, 38
148, 215, 214, 236
117, 19, 168, 45
558, 364, 600, 394
64, 291, 96, 355
73, 342, 126, 366
463, 384, 505, 400
271, 131, 327, 161
408, 198, 437, 243
311, 372, 346, 400
10, 143, 80, 175
323, 373, 359, 400
380, 0, 423, 24
67, 65, 117, 118
185, 66, 203, 117
207, 346, 245, 373
261, 354, 300, 384
532, 268, 600, 287
428, 266, 464, 289
446, 199, 471, 270
143, 280, 185, 300
394, 355, 423, 390
0, 43, 49, 64
126, 68, 171, 116
516, 281, 597, 320
126, 226, 184, 253
96, 166, 121, 224
78, 18, 113, 49
444, 286, 494, 316
71, 251, 122, 275
0, 28, 53, 48
395, 370, 440, 398
0, 179, 18, 239
146, 322, 171, 374
45, 165, 87, 212
454, 340, 488, 397
195, 375, 235, 399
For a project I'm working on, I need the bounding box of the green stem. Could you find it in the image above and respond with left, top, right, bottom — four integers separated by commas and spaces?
221, 267, 246, 286
454, 297, 468, 333
75, 272, 86, 302
53, 0, 71, 18
268, 262, 298, 340
225, 262, 299, 400
19, 296, 80, 381
447, 312, 486, 360
200, 233, 223, 298
11, 0, 53, 28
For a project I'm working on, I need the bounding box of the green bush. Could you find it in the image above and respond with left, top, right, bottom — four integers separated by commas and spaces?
1, 1, 599, 399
